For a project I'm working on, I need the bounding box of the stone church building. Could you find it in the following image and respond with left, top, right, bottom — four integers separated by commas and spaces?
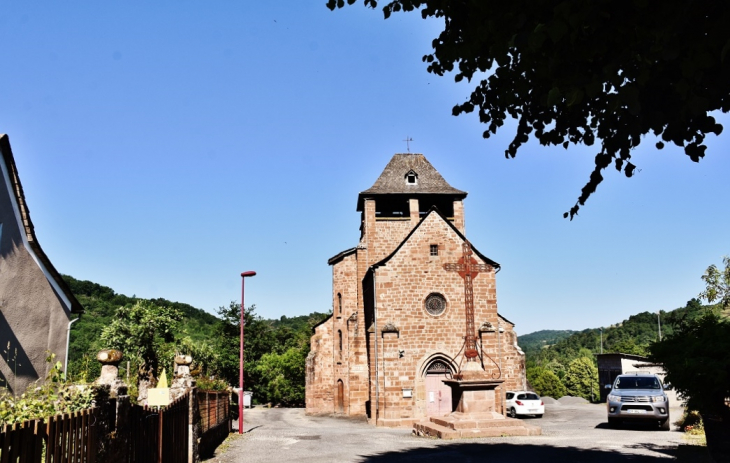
306, 153, 526, 427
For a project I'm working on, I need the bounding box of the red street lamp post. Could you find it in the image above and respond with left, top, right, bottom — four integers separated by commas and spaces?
239, 271, 256, 434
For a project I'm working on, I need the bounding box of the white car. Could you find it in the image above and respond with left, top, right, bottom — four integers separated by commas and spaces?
506, 391, 544, 418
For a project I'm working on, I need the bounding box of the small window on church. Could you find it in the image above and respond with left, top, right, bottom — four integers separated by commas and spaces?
338, 293, 342, 314
424, 293, 447, 316
405, 170, 418, 185
338, 330, 343, 351
430, 244, 438, 256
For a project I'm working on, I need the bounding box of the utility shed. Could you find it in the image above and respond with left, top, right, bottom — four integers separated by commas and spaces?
597, 353, 679, 403
0, 134, 83, 394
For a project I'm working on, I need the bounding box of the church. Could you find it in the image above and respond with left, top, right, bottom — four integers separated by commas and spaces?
306, 153, 527, 427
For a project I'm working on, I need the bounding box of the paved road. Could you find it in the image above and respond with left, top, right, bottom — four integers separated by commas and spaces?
208, 401, 696, 462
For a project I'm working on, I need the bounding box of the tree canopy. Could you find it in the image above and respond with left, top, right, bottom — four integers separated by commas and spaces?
328, 0, 730, 218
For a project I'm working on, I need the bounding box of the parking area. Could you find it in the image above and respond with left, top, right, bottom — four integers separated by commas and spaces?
209, 400, 698, 462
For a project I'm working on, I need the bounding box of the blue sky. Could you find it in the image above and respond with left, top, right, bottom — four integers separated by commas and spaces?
1, 2, 728, 335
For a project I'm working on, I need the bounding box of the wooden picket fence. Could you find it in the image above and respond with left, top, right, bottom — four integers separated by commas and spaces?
129, 392, 189, 463
0, 408, 98, 463
197, 391, 230, 458
198, 391, 229, 434
0, 389, 225, 463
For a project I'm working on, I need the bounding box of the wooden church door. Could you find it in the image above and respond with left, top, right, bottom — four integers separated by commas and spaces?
425, 360, 452, 417
336, 379, 344, 414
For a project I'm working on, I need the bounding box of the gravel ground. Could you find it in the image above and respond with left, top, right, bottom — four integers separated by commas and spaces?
206, 401, 704, 463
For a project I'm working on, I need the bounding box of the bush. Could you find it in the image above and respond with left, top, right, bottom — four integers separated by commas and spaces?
196, 376, 228, 392
532, 369, 567, 399
675, 410, 705, 435
0, 355, 95, 426
563, 357, 599, 402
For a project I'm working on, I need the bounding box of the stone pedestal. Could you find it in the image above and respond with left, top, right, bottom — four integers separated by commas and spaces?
170, 354, 195, 401
413, 362, 540, 439
94, 349, 127, 398
445, 378, 503, 416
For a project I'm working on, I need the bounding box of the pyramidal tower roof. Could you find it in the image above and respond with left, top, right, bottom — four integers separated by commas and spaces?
357, 153, 466, 210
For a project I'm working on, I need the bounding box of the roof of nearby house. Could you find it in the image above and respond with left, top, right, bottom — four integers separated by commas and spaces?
369, 206, 500, 271
357, 153, 466, 211
498, 314, 515, 326
596, 353, 649, 362
0, 134, 84, 314
327, 247, 357, 266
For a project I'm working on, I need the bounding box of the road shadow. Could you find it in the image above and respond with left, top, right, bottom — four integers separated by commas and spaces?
595, 421, 678, 432
358, 442, 676, 462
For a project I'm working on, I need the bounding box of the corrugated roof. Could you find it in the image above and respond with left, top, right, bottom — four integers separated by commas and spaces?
357, 153, 466, 210
0, 134, 84, 314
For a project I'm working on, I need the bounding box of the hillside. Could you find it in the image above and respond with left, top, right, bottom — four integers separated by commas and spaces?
523, 298, 715, 375
63, 275, 329, 390
517, 298, 720, 400
517, 330, 576, 352
64, 275, 222, 378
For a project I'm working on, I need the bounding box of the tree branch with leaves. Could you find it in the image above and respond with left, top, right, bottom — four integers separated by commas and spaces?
328, 0, 730, 218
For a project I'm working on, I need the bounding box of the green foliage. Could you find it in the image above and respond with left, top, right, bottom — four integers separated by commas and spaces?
517, 330, 575, 353
675, 410, 705, 435
650, 311, 729, 414
176, 337, 216, 377
196, 376, 229, 392
64, 275, 328, 407
699, 256, 730, 314
652, 259, 730, 461
563, 357, 599, 402
0, 355, 94, 426
521, 299, 712, 383
63, 275, 219, 382
99, 300, 182, 387
531, 369, 567, 399
610, 338, 648, 356
254, 345, 307, 406
328, 1, 730, 218
211, 302, 328, 405
544, 360, 566, 380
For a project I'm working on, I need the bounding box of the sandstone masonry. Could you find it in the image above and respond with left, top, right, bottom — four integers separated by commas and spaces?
306, 153, 526, 427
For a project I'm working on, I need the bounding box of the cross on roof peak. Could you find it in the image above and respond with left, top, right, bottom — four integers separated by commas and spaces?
402, 136, 413, 152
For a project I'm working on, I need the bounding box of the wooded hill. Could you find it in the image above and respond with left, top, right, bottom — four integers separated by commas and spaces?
519, 298, 717, 400
516, 330, 576, 353
520, 298, 710, 367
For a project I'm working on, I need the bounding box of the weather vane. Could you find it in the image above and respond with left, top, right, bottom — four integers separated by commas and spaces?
403, 136, 413, 152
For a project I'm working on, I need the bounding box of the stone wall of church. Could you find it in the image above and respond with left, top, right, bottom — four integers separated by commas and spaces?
306, 316, 335, 414
367, 213, 504, 426
479, 321, 526, 393
307, 252, 370, 416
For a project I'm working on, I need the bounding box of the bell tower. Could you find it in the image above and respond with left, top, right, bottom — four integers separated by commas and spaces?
356, 153, 467, 266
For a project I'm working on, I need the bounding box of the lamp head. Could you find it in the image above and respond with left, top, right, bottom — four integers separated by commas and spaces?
241, 271, 257, 278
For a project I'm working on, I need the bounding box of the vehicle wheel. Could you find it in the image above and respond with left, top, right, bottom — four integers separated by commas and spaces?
536, 414, 543, 418
660, 418, 670, 431
509, 407, 517, 418
608, 417, 619, 428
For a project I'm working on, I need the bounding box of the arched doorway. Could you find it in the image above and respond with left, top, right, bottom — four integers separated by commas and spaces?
336, 379, 344, 414
424, 359, 453, 417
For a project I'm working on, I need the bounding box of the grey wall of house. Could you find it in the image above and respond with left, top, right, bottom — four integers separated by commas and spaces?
0, 166, 70, 394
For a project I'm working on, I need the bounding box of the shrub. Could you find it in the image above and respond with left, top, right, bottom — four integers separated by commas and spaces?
0, 354, 95, 426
